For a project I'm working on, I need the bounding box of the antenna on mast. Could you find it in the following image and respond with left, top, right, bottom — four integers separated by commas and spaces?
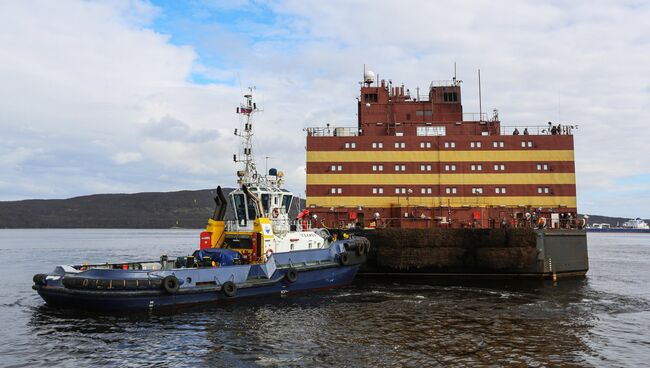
478, 69, 483, 122
234, 87, 260, 185
453, 62, 457, 83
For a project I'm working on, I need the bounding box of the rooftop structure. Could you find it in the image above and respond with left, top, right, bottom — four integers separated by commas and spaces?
305, 70, 578, 229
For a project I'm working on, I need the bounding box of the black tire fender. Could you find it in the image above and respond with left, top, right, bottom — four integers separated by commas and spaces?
33, 274, 47, 286
339, 252, 350, 266
162, 276, 180, 294
355, 242, 365, 256
222, 281, 237, 297
285, 268, 298, 283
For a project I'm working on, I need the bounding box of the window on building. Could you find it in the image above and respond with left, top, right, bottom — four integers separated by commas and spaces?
495, 187, 507, 194
378, 164, 383, 171
471, 164, 483, 171
372, 188, 377, 194
331, 188, 336, 194
527, 141, 533, 148
337, 188, 342, 194
472, 187, 484, 194
493, 141, 505, 148
351, 142, 356, 148
416, 110, 433, 117
372, 187, 383, 194
443, 92, 459, 102
444, 164, 456, 171
372, 165, 377, 171
470, 141, 482, 148
395, 188, 400, 194
543, 164, 549, 170
443, 141, 456, 148
419, 141, 432, 149
345, 143, 350, 149
372, 142, 377, 149
394, 142, 406, 149
364, 93, 378, 103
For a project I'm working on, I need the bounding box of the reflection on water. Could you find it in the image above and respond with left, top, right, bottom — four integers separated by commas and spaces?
1, 230, 649, 367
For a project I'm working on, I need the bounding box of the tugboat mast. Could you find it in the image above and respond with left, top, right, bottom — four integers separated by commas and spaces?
235, 88, 260, 186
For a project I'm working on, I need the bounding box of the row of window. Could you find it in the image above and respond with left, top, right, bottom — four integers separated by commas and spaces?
328, 186, 554, 195
346, 140, 536, 150
337, 163, 551, 172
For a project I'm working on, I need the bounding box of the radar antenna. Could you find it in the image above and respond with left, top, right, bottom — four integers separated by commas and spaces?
234, 87, 260, 186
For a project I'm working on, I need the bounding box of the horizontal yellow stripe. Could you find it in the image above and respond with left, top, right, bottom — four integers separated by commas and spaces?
307, 150, 575, 163
306, 196, 577, 208
307, 173, 575, 185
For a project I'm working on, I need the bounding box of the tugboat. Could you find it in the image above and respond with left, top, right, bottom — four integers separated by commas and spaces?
32, 90, 369, 311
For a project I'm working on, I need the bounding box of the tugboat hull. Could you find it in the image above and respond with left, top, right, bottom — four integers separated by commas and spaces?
34, 264, 359, 311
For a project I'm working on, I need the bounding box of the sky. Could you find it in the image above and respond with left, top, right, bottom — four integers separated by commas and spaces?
0, 0, 649, 218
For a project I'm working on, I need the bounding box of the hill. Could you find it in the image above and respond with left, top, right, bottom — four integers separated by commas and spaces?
0, 188, 304, 229
0, 190, 643, 229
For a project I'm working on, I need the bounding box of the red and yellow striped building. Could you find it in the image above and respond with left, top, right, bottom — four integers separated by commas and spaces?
305, 75, 577, 228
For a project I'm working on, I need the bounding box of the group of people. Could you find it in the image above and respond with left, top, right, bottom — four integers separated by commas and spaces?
548, 121, 572, 135
511, 122, 573, 136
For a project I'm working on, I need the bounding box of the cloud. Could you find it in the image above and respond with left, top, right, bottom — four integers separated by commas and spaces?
112, 152, 143, 165
1, 0, 649, 218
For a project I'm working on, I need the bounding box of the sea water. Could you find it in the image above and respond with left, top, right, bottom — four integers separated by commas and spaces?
0, 230, 648, 367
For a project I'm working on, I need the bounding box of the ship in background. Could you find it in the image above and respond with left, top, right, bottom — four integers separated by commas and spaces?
587, 218, 650, 233
303, 68, 589, 278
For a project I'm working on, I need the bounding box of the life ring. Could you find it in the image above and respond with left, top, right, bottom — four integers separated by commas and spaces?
285, 268, 298, 283
272, 208, 280, 218
222, 281, 237, 297
162, 276, 180, 294
265, 248, 273, 259
537, 217, 547, 229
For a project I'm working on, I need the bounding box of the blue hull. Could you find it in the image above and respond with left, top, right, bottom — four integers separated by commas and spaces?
36, 265, 359, 311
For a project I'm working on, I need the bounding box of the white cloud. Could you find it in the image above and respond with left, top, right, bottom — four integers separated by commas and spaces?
111, 152, 143, 165
1, 0, 649, 217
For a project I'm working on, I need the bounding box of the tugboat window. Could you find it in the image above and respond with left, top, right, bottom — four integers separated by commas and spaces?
247, 197, 257, 220
233, 194, 247, 223
261, 194, 270, 213
282, 194, 292, 213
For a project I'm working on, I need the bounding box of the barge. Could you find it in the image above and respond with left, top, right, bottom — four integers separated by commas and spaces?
304, 69, 588, 278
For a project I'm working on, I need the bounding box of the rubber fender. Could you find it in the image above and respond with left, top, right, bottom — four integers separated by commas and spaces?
162, 276, 180, 294
33, 274, 47, 286
285, 268, 298, 283
355, 242, 366, 256
339, 252, 350, 266
222, 281, 237, 297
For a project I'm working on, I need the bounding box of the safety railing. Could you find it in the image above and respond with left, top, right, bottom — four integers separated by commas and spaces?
501, 124, 576, 136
